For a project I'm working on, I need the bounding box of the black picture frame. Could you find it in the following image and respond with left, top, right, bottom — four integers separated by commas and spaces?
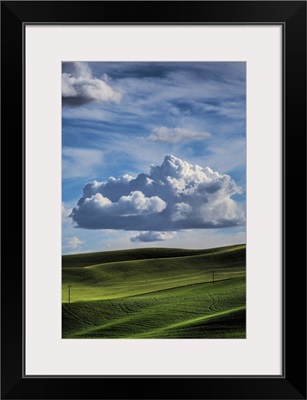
1, 1, 306, 399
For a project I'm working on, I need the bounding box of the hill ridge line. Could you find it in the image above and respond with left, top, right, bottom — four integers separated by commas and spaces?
62, 244, 246, 268
127, 277, 237, 298
66, 277, 243, 304
75, 245, 246, 270
68, 306, 246, 339
132, 306, 246, 338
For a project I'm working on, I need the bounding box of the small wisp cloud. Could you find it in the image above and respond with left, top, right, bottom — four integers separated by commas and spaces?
149, 127, 210, 143
62, 147, 104, 179
63, 236, 84, 250
131, 231, 176, 243
71, 155, 245, 237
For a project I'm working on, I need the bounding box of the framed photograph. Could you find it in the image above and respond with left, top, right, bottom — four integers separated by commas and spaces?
1, 1, 306, 399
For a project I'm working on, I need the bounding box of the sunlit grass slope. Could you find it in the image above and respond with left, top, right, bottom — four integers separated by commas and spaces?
62, 244, 246, 338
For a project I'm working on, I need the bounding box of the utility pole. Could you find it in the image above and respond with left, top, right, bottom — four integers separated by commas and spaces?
68, 284, 71, 303
212, 272, 215, 284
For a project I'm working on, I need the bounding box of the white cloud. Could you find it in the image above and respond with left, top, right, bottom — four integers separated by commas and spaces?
71, 155, 245, 231
63, 236, 84, 250
131, 231, 176, 242
149, 126, 210, 143
62, 62, 122, 105
82, 191, 167, 217
62, 147, 104, 179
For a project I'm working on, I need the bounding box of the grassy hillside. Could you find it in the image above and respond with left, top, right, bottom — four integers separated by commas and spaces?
62, 244, 246, 339
62, 245, 243, 268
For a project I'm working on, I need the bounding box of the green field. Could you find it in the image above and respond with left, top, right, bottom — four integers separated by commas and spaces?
62, 244, 246, 338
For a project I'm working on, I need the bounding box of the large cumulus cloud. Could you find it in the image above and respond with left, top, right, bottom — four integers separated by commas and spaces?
62, 62, 122, 106
71, 155, 245, 231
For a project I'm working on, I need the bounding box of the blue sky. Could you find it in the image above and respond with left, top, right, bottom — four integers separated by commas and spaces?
62, 62, 246, 254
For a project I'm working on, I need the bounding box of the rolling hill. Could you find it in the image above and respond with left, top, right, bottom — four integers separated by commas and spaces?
62, 244, 246, 338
